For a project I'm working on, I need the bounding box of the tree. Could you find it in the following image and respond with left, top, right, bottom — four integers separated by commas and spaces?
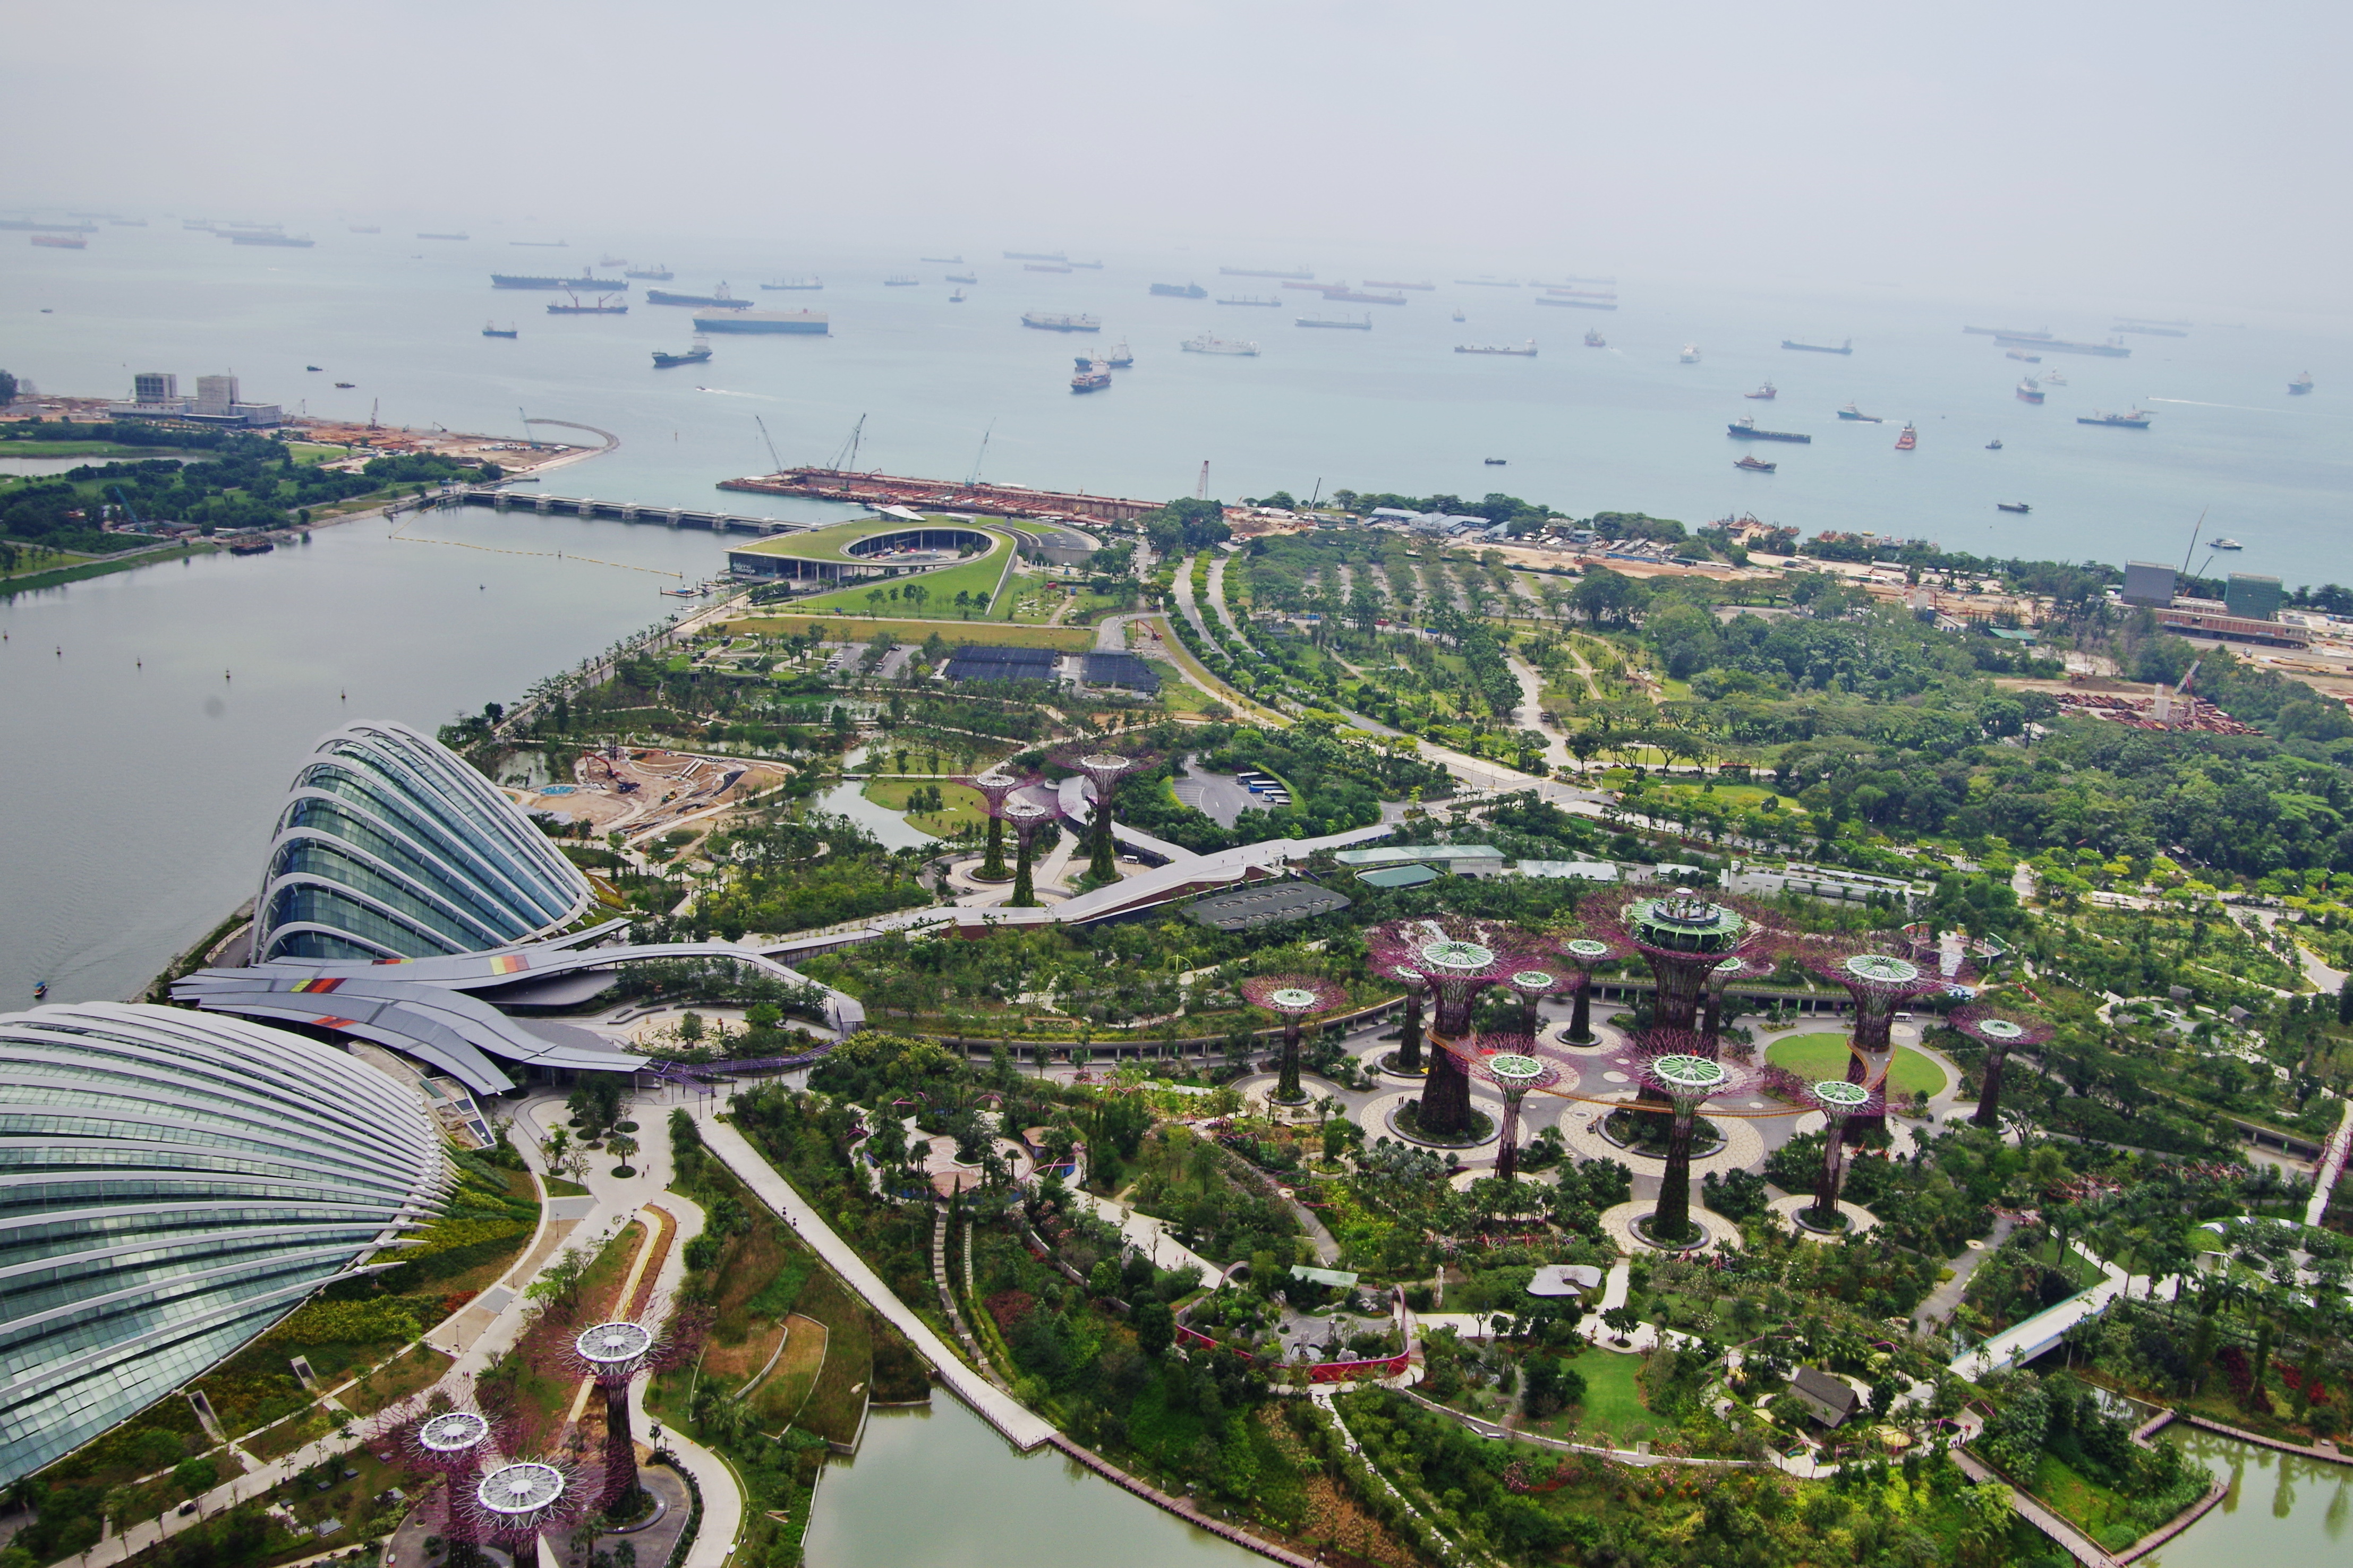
0, 370, 17, 407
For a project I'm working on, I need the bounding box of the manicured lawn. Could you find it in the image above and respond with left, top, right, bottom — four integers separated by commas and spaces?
750, 1313, 829, 1425
1766, 1033, 1948, 1099
2030, 1452, 2138, 1541
1564, 1350, 1659, 1446
726, 614, 1093, 651
788, 551, 1013, 619
863, 777, 986, 835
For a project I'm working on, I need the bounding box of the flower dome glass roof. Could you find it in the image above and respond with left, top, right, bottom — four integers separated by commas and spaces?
0, 1003, 447, 1484
254, 721, 592, 962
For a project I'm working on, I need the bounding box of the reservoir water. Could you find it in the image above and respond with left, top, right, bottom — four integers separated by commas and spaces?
2156, 1428, 2352, 1566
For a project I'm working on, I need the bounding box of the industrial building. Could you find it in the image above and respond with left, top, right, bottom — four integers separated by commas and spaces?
107, 370, 283, 427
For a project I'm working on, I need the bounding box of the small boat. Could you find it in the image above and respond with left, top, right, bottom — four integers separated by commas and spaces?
1070, 356, 1112, 393
1894, 422, 1917, 450
1484, 457, 1507, 466
32, 981, 46, 1000
2006, 348, 2042, 363
1680, 344, 1701, 363
1837, 403, 1883, 422
2211, 537, 2244, 550
1986, 439, 2004, 450
2041, 369, 2068, 385
482, 321, 518, 338
334, 381, 355, 388
1106, 341, 1133, 367
2291, 371, 2314, 395
946, 272, 977, 284
1745, 381, 1777, 399
652, 335, 712, 367
1584, 329, 1606, 347
1735, 455, 1777, 473
1451, 308, 1466, 322
1997, 502, 2030, 513
949, 289, 966, 303
305, 364, 323, 371
2016, 378, 2044, 404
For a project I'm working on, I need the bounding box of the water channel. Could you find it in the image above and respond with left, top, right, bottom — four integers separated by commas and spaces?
2154, 1428, 2351, 1565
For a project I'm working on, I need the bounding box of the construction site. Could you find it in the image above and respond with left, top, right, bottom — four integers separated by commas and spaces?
719, 466, 1161, 525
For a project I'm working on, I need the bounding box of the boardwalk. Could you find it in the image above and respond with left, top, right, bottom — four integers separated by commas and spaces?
696, 1111, 1059, 1450
1949, 1449, 2115, 1567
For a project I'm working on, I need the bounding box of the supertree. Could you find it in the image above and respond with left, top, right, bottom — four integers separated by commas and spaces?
1000, 795, 1058, 907
1382, 965, 1430, 1076
1058, 749, 1150, 885
963, 770, 1032, 882
1587, 889, 1778, 1036
466, 1456, 598, 1560
1365, 919, 1547, 1138
1503, 960, 1572, 1039
403, 1404, 502, 1564
1240, 975, 1349, 1104
1442, 1031, 1561, 1184
552, 1308, 697, 1514
1631, 1032, 1754, 1246
1701, 953, 1778, 1056
1798, 1078, 1881, 1231
1952, 1003, 2055, 1128
1797, 942, 1953, 1141
1555, 934, 1628, 1045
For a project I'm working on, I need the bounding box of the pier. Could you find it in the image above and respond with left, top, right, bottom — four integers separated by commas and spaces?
718, 466, 1161, 525
454, 487, 800, 535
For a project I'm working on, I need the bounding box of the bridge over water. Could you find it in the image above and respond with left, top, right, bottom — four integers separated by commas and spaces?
454, 487, 803, 535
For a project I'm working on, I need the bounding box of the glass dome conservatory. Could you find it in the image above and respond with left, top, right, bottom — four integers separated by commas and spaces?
0, 1003, 447, 1485
254, 720, 593, 963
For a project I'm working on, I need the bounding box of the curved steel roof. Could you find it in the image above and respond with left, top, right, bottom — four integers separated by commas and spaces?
0, 1003, 447, 1485
253, 721, 592, 963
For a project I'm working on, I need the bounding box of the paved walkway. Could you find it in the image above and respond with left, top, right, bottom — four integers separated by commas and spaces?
695, 1108, 1058, 1450
1063, 1186, 1224, 1280
1912, 1213, 2017, 1335
1951, 1448, 2114, 1566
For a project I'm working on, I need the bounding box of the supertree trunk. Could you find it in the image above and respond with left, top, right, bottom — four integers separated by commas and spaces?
1418, 1041, 1474, 1135
982, 815, 1007, 880
603, 1380, 641, 1512
1496, 1091, 1525, 1184
1810, 1122, 1851, 1227
1397, 989, 1425, 1072
1650, 957, 1710, 1031
1278, 1018, 1302, 1102
1011, 834, 1037, 906
1566, 984, 1593, 1044
1654, 1102, 1699, 1243
1088, 798, 1118, 882
1973, 1045, 2010, 1128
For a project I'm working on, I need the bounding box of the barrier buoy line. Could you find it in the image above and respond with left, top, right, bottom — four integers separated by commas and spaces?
387, 516, 685, 579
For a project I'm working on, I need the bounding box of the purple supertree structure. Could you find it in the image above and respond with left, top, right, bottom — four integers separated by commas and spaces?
1441, 1031, 1562, 1184
1800, 1078, 1881, 1231
1797, 941, 1954, 1141
466, 1455, 599, 1557
1587, 889, 1778, 1036
1383, 965, 1430, 1076
1502, 959, 1573, 1040
1952, 1003, 2056, 1129
396, 1402, 503, 1562
1365, 919, 1547, 1138
1056, 749, 1152, 885
550, 1308, 696, 1513
1701, 952, 1780, 1057
1554, 933, 1629, 1045
963, 770, 1034, 882
1631, 1031, 1754, 1246
999, 795, 1058, 907
1241, 975, 1350, 1104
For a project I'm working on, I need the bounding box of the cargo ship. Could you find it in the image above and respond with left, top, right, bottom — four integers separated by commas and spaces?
1782, 338, 1851, 354
1182, 333, 1259, 355
625, 264, 675, 280
0, 218, 96, 231
647, 285, 749, 309
1106, 341, 1133, 367
1455, 277, 1521, 287
2077, 409, 2152, 428
695, 309, 828, 335
2006, 348, 2042, 362
1069, 260, 1104, 269
482, 321, 518, 338
599, 255, 627, 267
417, 232, 469, 241
1994, 332, 2130, 358
548, 293, 627, 314
1544, 288, 1617, 300
921, 255, 962, 264
1532, 296, 1613, 311
1964, 325, 2048, 338
2291, 371, 2314, 395
1151, 282, 1209, 298
1745, 382, 1777, 399
1998, 502, 2030, 514
1220, 266, 1313, 279
30, 234, 85, 249
348, 225, 380, 234
229, 232, 316, 246
2016, 379, 2044, 404
1735, 455, 1777, 472
1218, 296, 1281, 306
1326, 288, 1406, 305
1022, 312, 1101, 332
2114, 323, 2188, 337
1838, 403, 1883, 421
1894, 422, 1917, 450
761, 277, 822, 290
1362, 280, 1434, 290
1298, 314, 1372, 329
1024, 262, 1074, 273
493, 273, 623, 289
1583, 329, 1607, 348
1282, 279, 1336, 290
945, 272, 976, 284
1070, 357, 1112, 393
652, 336, 713, 367
1726, 417, 1808, 442
1455, 341, 1537, 356
884, 275, 919, 286
1005, 251, 1068, 262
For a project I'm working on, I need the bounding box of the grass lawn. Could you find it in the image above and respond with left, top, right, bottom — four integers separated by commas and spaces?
2029, 1452, 2139, 1541
750, 1313, 830, 1425
794, 1269, 874, 1446
0, 440, 216, 459
863, 777, 986, 835
727, 614, 1093, 651
789, 551, 1014, 620
1766, 1033, 1949, 1099
340, 1342, 445, 1417
1551, 1350, 1660, 1447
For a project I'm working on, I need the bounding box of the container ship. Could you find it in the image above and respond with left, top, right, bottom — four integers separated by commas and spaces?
1218, 296, 1282, 306
1781, 338, 1851, 354
2016, 379, 2044, 404
2291, 371, 2315, 395
1298, 314, 1372, 330
1726, 417, 1809, 443
884, 275, 919, 286
694, 309, 828, 335
2077, 409, 2153, 428
1325, 288, 1406, 305
1362, 280, 1434, 290
30, 234, 86, 249
647, 286, 749, 309
1022, 312, 1100, 332
761, 277, 822, 290
1182, 333, 1259, 355
1994, 332, 2129, 358
652, 336, 713, 367
493, 273, 623, 289
1455, 341, 1537, 356
625, 264, 675, 280
1534, 296, 1615, 310
1151, 282, 1209, 298
1070, 357, 1112, 393
1220, 266, 1313, 279
548, 293, 627, 314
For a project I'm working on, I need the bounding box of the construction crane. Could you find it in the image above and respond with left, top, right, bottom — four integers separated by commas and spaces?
755, 415, 784, 475
368, 398, 380, 431
827, 414, 866, 473
967, 419, 994, 486
1196, 459, 1209, 500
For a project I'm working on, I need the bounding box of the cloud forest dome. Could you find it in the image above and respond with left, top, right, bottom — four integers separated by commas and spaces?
0, 1003, 447, 1486
254, 720, 593, 962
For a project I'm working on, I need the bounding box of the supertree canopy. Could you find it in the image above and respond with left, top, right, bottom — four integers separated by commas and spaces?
1800, 1078, 1881, 1231
1502, 960, 1572, 1039
1591, 890, 1777, 1035
1798, 942, 1953, 1140
1631, 1032, 1754, 1246
1555, 933, 1628, 1045
1951, 1003, 2055, 1129
1058, 750, 1150, 885
1365, 919, 1548, 1138
964, 770, 1034, 882
999, 795, 1058, 908
549, 1308, 696, 1513
1241, 974, 1349, 1104
1441, 1031, 1561, 1184
467, 1456, 596, 1551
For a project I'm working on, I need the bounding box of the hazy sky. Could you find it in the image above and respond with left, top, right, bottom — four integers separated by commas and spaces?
7, 1, 2346, 311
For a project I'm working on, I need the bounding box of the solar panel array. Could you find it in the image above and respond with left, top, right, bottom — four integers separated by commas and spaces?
942, 645, 1059, 683
1082, 652, 1162, 692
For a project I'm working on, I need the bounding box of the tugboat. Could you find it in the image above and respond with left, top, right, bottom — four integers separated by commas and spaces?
2016, 378, 2044, 404
949, 288, 967, 303
2291, 371, 2315, 395
1894, 422, 1917, 450
1070, 356, 1112, 393
652, 335, 712, 368
1106, 341, 1134, 367
1986, 438, 2004, 450
1735, 455, 1777, 473
1484, 457, 1507, 466
1837, 403, 1883, 422
482, 321, 518, 338
1744, 381, 1777, 399
2077, 408, 2153, 428
1997, 501, 2031, 513
1583, 329, 1606, 347
2211, 537, 2244, 549
1680, 344, 1701, 363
